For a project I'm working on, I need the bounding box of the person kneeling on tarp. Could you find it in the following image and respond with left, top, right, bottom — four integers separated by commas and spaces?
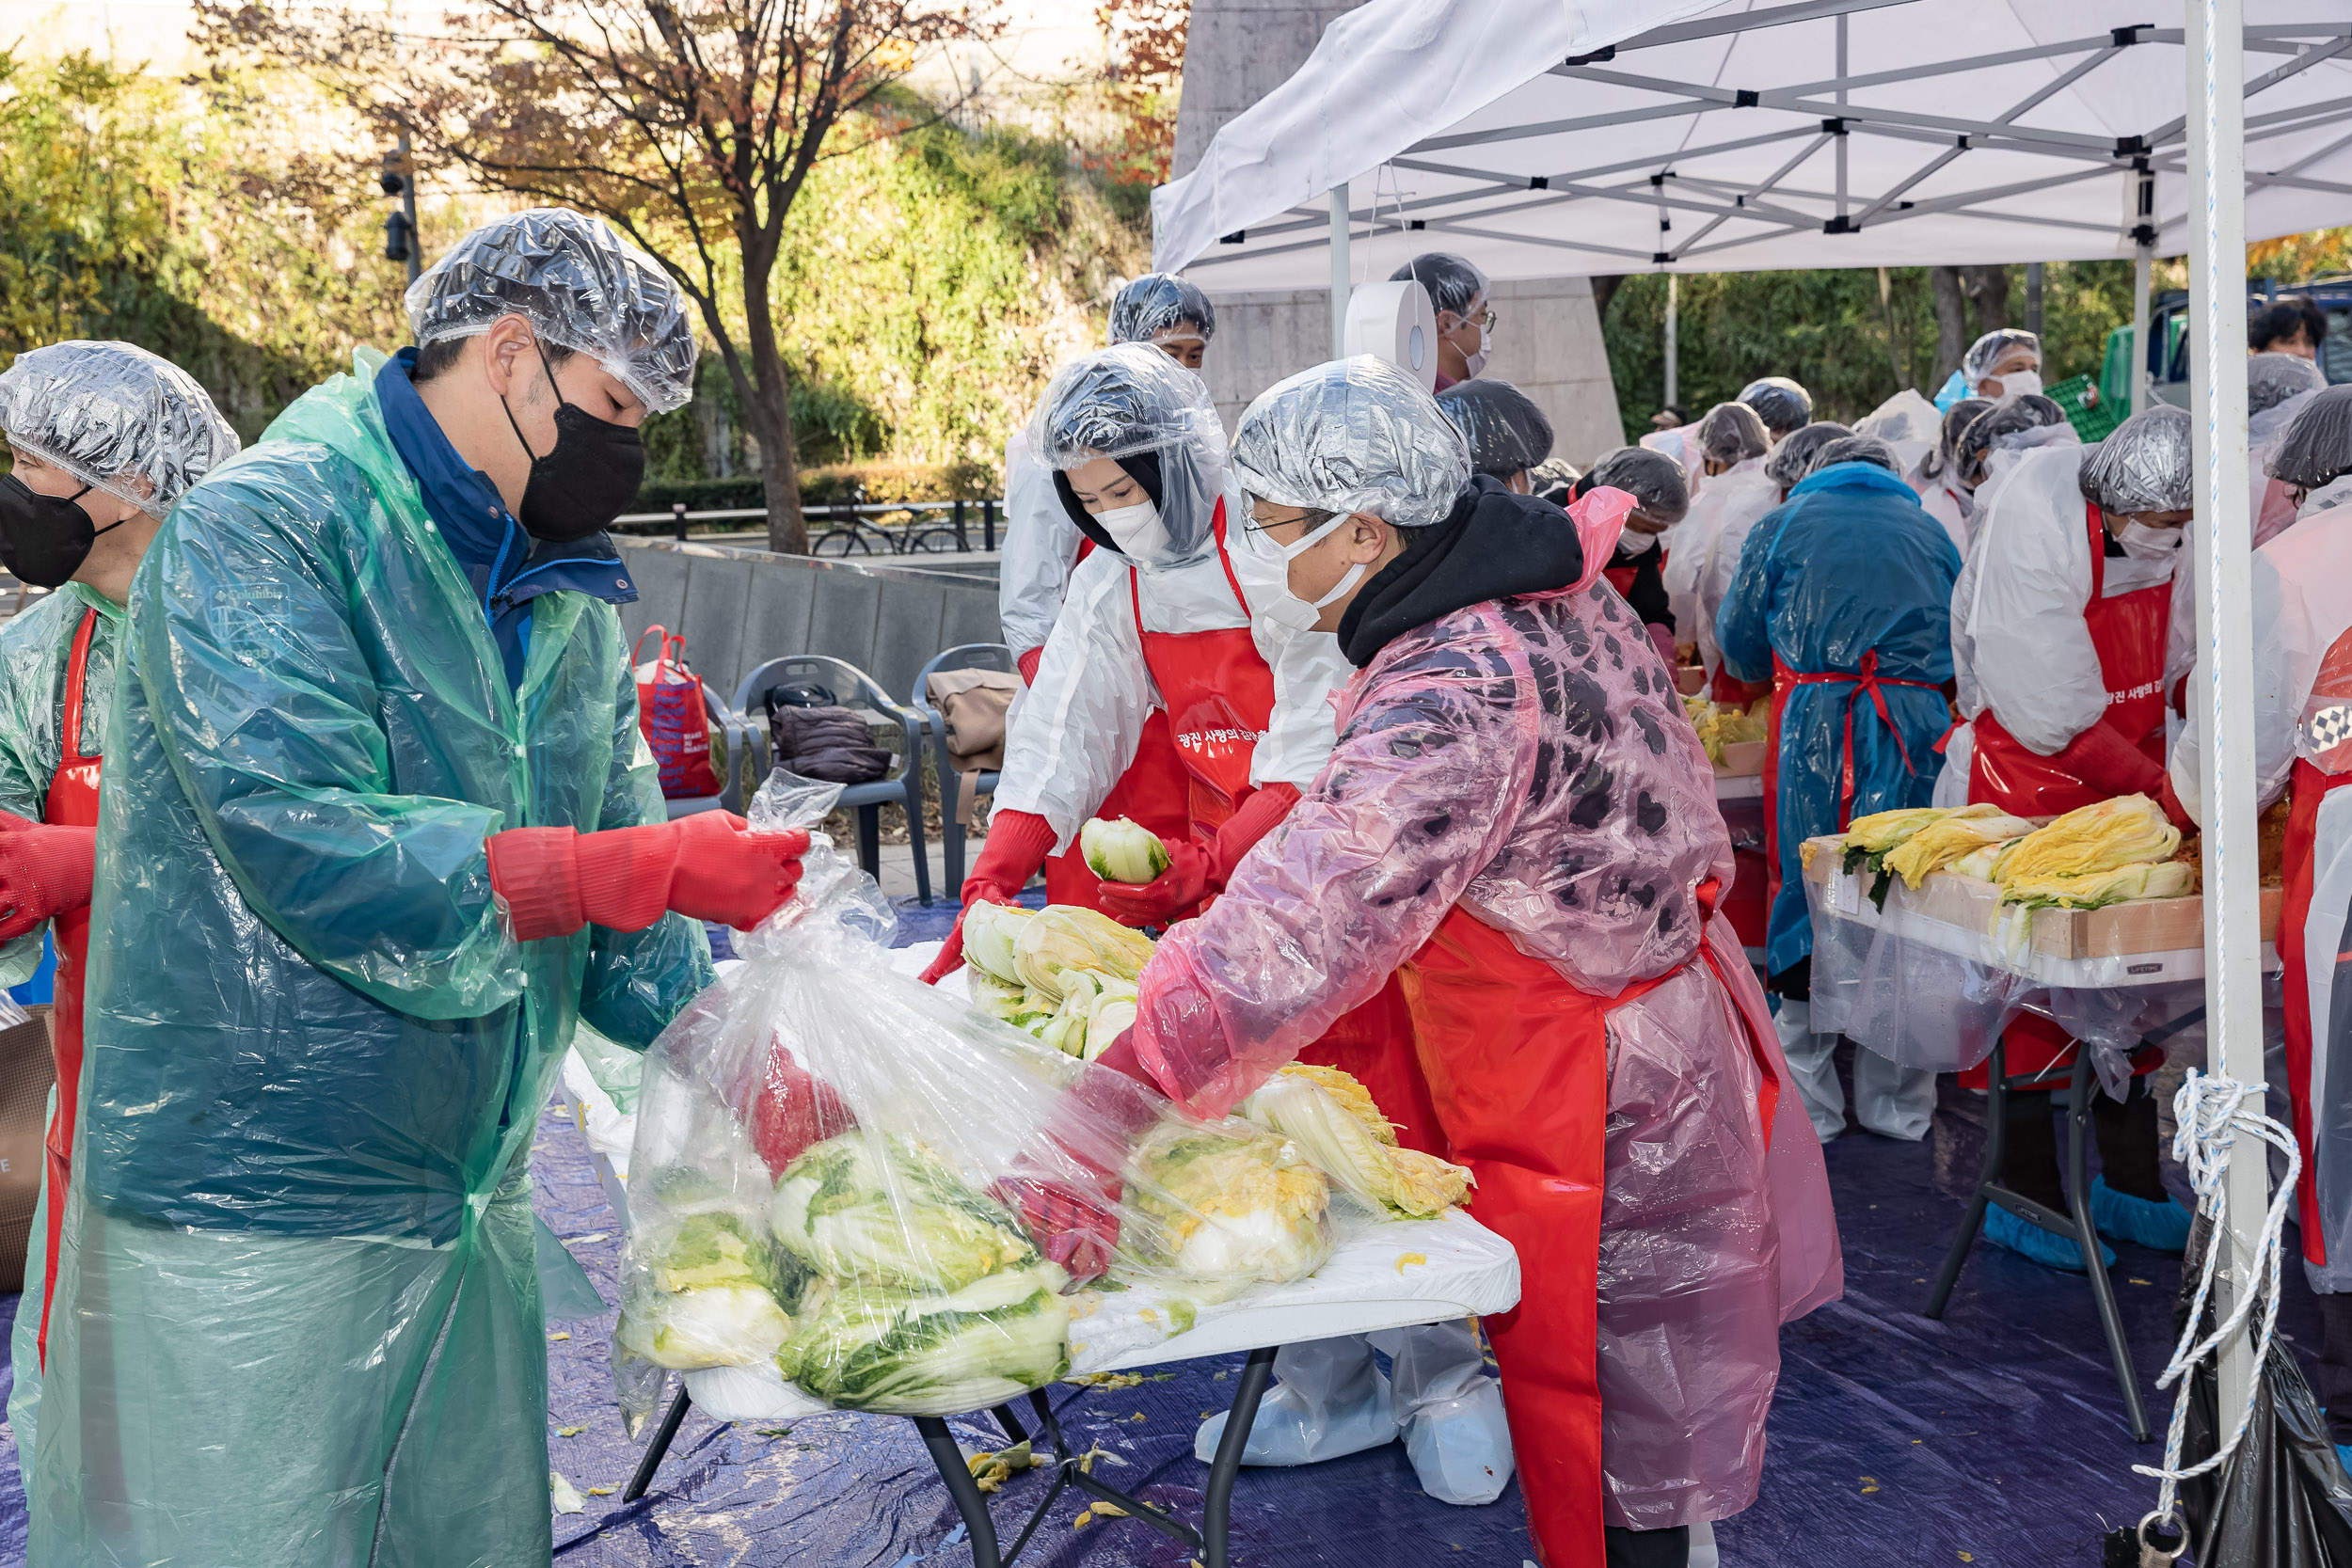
1069, 357, 1843, 1568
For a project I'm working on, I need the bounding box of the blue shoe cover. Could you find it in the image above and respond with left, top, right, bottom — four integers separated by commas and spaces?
1194, 1337, 1398, 1466
2089, 1176, 2192, 1254
1983, 1204, 2113, 1272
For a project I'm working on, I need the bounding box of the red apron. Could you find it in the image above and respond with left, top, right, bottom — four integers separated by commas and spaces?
37, 608, 102, 1369
1400, 889, 1776, 1564
1761, 650, 1940, 913
2280, 756, 2352, 1266
1968, 501, 2171, 816
1963, 503, 2173, 1086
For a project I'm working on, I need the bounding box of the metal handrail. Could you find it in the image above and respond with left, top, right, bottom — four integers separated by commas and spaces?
611, 498, 1007, 554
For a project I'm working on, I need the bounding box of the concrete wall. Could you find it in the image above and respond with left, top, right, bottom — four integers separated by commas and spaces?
1173, 2, 1626, 467
615, 538, 999, 710
1195, 277, 1627, 467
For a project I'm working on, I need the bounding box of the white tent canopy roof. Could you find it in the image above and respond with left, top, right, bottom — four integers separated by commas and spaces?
1154, 0, 2352, 289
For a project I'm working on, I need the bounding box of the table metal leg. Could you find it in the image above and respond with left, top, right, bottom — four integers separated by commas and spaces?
991, 1402, 1029, 1447
1203, 1345, 1278, 1568
2065, 1053, 2153, 1443
1926, 1042, 2007, 1320
622, 1382, 694, 1503
915, 1414, 1005, 1568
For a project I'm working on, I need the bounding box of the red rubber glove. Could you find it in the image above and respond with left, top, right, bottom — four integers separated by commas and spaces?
2158, 771, 2196, 832
917, 810, 1058, 983
1096, 839, 1216, 927
996, 1032, 1165, 1283
2046, 721, 2165, 800
1213, 782, 1299, 885
0, 815, 95, 942
1015, 645, 1045, 686
486, 814, 809, 941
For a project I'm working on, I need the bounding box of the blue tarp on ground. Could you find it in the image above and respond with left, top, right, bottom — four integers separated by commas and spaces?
0, 895, 2323, 1565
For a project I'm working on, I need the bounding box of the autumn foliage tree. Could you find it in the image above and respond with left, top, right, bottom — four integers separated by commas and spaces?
197, 0, 993, 553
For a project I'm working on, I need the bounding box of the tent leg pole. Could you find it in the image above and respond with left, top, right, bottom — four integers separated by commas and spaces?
1330, 182, 1350, 360
2186, 0, 2265, 1427
1663, 274, 1679, 409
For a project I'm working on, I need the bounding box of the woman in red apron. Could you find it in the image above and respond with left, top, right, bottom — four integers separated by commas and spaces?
1945, 411, 2200, 1268
1089, 361, 1839, 1568
0, 338, 242, 1476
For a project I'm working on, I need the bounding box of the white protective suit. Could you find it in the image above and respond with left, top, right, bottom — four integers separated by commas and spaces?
2169, 499, 2352, 823
1936, 443, 2183, 806
997, 426, 1087, 661
1916, 478, 1972, 554
995, 529, 1351, 853
1690, 464, 1782, 682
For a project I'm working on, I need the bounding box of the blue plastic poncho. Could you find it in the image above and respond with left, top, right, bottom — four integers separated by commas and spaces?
31, 347, 713, 1566
1715, 461, 1963, 977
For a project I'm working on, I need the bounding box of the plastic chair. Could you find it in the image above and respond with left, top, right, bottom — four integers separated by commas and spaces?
661, 681, 752, 821
910, 643, 1015, 895
733, 656, 930, 904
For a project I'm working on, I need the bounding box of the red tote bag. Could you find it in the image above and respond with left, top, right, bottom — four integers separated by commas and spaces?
632, 625, 723, 799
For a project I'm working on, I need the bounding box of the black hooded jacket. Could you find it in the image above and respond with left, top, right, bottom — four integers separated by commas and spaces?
1336, 476, 1589, 667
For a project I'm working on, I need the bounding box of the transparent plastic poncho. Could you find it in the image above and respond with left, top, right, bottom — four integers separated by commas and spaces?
0, 340, 239, 514
1923, 397, 1993, 483
1806, 435, 1899, 474
405, 207, 699, 414
1108, 272, 1216, 346
1437, 377, 1554, 478
1231, 356, 1471, 529
1956, 394, 2072, 488
1027, 341, 1234, 569
2079, 405, 2194, 515
612, 775, 1345, 1424
1763, 421, 1852, 489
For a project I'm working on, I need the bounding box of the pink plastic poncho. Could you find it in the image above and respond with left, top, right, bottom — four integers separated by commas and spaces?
1132, 557, 1841, 1527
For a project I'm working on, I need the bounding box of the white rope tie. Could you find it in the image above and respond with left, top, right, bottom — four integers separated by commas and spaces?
2128, 1069, 2304, 1560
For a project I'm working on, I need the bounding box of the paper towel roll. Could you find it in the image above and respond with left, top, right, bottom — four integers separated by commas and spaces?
1343, 280, 1438, 392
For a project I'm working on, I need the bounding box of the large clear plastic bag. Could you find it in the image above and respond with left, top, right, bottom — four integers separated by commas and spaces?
612, 774, 1338, 1424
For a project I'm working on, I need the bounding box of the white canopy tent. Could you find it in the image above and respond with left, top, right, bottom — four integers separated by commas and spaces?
1158, 0, 2329, 1500
1155, 2, 2352, 285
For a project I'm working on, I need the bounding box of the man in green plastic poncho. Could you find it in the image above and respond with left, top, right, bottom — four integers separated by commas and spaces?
0, 341, 242, 1484
29, 209, 809, 1566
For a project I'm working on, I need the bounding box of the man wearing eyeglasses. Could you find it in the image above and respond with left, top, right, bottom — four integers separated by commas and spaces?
1390, 252, 1495, 389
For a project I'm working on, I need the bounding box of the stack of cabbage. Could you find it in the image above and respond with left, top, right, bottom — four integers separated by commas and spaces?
1238, 1063, 1474, 1219
961, 902, 1151, 1061
1681, 693, 1770, 765
1837, 796, 2193, 911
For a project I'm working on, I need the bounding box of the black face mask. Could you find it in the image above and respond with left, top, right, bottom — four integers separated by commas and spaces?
499, 344, 645, 544
0, 475, 126, 589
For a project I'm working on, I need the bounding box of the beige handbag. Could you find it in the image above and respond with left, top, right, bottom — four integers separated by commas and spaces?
927, 669, 1022, 822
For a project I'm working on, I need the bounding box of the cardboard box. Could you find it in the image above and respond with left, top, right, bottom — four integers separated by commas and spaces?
1676, 665, 1707, 696
1713, 740, 1767, 778
1804, 834, 2283, 958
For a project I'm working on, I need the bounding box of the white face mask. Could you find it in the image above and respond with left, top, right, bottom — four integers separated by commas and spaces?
1616, 525, 1661, 557
1251, 512, 1369, 633
1093, 498, 1168, 563
1991, 368, 2043, 401
1458, 322, 1490, 379
2117, 518, 2185, 562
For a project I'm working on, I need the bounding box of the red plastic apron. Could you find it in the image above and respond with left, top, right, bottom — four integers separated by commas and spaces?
37, 608, 102, 1369
1963, 504, 2173, 1086
1041, 537, 1195, 908
1760, 650, 1940, 912
1968, 501, 2172, 816
2280, 757, 2352, 1265
1399, 887, 1776, 1565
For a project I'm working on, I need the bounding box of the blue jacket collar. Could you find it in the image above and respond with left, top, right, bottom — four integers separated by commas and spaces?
1789, 462, 1921, 503
374, 349, 639, 610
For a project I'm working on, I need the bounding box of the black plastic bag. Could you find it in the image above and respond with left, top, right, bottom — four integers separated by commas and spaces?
2124, 1214, 2352, 1565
